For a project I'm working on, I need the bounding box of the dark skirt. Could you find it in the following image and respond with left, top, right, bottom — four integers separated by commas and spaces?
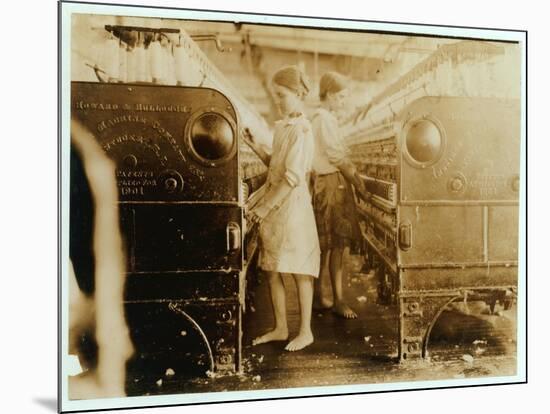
312, 171, 361, 251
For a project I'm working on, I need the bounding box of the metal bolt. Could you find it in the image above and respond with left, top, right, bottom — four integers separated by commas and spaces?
219, 354, 232, 365
123, 154, 138, 168
165, 177, 178, 191
221, 310, 233, 321
451, 178, 463, 191
408, 302, 419, 312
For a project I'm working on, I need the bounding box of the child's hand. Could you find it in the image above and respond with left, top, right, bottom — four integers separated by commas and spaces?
246, 203, 270, 224
356, 186, 372, 203
353, 102, 373, 124
241, 127, 257, 147
353, 177, 372, 203
241, 126, 272, 167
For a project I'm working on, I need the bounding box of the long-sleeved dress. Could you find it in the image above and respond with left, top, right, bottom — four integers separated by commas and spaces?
258, 114, 320, 278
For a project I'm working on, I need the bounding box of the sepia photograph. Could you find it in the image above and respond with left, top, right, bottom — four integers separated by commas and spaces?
58, 1, 526, 412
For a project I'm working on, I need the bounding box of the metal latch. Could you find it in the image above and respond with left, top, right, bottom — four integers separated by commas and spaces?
399, 221, 412, 250
226, 222, 241, 252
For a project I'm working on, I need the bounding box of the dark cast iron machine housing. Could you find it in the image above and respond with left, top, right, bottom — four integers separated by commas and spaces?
70, 24, 269, 393
344, 40, 520, 361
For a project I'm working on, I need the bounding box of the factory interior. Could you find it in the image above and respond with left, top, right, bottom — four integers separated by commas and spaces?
66, 13, 521, 400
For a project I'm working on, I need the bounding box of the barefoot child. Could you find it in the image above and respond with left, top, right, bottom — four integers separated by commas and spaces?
245, 65, 320, 352
311, 71, 370, 319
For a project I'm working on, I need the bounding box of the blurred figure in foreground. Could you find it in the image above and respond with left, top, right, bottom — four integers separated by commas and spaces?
68, 118, 133, 399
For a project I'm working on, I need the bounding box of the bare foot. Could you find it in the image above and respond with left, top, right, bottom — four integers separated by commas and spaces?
313, 296, 333, 310
332, 302, 358, 319
285, 331, 314, 351
252, 328, 289, 346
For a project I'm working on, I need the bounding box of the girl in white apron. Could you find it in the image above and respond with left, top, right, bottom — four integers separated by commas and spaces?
245, 66, 320, 351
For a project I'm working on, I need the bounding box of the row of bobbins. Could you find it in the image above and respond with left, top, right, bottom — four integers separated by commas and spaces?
93, 30, 204, 86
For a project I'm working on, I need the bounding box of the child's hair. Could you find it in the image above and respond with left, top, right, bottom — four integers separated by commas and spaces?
319, 71, 348, 101
272, 65, 310, 98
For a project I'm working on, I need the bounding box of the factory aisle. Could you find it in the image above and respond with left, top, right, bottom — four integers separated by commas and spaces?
130, 254, 517, 396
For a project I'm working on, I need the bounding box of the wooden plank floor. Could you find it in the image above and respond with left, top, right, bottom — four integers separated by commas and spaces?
135, 254, 517, 396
